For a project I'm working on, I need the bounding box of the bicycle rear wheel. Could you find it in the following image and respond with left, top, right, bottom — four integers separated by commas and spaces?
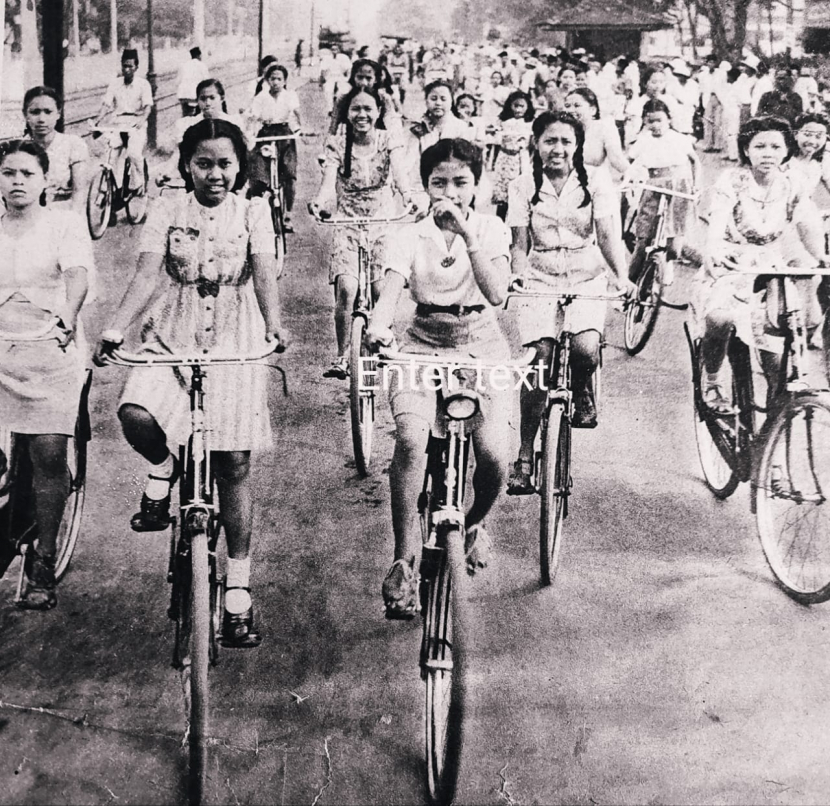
755, 394, 830, 604
624, 254, 663, 356
539, 403, 570, 587
349, 316, 375, 476
86, 167, 112, 240
187, 527, 211, 804
124, 159, 149, 224
54, 372, 92, 580
423, 524, 468, 806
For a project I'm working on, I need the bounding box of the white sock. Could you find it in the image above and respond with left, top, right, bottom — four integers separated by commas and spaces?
145, 452, 175, 500
225, 557, 252, 614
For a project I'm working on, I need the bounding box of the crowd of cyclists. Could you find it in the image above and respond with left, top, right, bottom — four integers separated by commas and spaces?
3, 34, 830, 641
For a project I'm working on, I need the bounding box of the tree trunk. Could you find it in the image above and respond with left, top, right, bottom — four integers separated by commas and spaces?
699, 0, 753, 61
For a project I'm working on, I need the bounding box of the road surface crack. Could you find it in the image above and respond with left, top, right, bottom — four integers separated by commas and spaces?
496, 762, 520, 805
310, 737, 332, 806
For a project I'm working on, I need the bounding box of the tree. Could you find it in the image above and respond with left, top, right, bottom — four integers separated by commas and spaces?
695, 0, 754, 60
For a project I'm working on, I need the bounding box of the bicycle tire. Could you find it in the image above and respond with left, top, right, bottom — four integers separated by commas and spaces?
86, 167, 112, 240
624, 254, 663, 356
755, 393, 830, 605
188, 528, 211, 804
539, 403, 570, 587
350, 316, 375, 476
271, 192, 286, 279
424, 524, 468, 806
124, 159, 150, 224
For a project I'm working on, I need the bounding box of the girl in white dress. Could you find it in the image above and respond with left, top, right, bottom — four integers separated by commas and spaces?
96, 119, 285, 646
0, 140, 94, 608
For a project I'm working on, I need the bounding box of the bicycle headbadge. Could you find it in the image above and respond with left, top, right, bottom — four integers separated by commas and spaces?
259, 143, 276, 159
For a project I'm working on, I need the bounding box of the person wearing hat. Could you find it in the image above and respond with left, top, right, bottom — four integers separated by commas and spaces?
96, 48, 154, 194
668, 59, 699, 136
176, 45, 210, 117
736, 54, 759, 127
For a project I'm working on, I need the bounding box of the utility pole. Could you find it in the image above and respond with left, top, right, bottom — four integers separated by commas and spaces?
146, 0, 157, 147
71, 0, 81, 55
193, 0, 205, 49
227, 0, 234, 37
42, 0, 65, 113
309, 0, 316, 57
110, 0, 118, 60
258, 0, 264, 64
21, 0, 39, 92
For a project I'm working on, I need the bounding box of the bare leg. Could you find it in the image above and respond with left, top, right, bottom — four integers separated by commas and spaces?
213, 451, 252, 560
467, 414, 509, 529
389, 413, 430, 563
334, 275, 359, 357
118, 404, 170, 464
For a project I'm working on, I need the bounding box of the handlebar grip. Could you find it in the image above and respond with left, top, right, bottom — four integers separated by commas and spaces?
100, 329, 124, 348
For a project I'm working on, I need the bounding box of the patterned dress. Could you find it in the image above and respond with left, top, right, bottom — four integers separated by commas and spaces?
119, 193, 276, 451
491, 118, 532, 205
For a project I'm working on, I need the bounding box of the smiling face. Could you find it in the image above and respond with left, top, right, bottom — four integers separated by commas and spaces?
796, 121, 828, 156
348, 91, 379, 133
187, 138, 240, 206
0, 151, 46, 209
121, 58, 137, 82
426, 86, 453, 120
354, 64, 376, 90
536, 120, 578, 174
745, 130, 789, 174
564, 92, 596, 124
24, 94, 60, 140
575, 71, 588, 89
426, 157, 476, 220
198, 85, 224, 118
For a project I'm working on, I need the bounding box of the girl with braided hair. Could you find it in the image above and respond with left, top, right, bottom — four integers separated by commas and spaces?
310, 87, 416, 380
506, 111, 633, 494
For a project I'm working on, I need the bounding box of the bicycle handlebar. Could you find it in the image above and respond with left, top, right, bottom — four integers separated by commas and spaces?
308, 206, 416, 226
505, 277, 628, 305
620, 182, 698, 201
100, 341, 284, 367
376, 346, 537, 372
255, 133, 315, 143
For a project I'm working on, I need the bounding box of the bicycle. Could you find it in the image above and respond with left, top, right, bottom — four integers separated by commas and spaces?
254, 132, 315, 277
505, 278, 624, 586
376, 347, 533, 805
86, 123, 150, 240
99, 337, 285, 805
310, 207, 413, 476
620, 181, 698, 356
0, 328, 91, 604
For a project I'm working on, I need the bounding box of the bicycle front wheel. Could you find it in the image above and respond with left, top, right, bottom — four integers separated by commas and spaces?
539, 403, 570, 586
424, 525, 468, 806
124, 159, 149, 224
349, 316, 375, 476
86, 168, 112, 240
271, 191, 286, 279
187, 529, 211, 804
624, 254, 663, 356
755, 394, 830, 604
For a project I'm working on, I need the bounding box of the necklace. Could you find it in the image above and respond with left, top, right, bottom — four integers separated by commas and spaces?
441, 256, 455, 268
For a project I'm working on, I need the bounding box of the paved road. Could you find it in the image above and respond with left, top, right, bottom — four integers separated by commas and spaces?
2, 79, 830, 806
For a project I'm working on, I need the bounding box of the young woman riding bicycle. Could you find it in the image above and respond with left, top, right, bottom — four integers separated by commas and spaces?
0, 140, 94, 609
366, 138, 512, 619
505, 111, 634, 495
95, 119, 286, 647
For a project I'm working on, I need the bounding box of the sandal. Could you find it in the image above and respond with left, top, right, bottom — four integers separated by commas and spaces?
382, 558, 420, 620
17, 550, 57, 611
507, 459, 535, 496
703, 381, 733, 415
131, 455, 181, 533
220, 586, 263, 648
322, 356, 349, 380
465, 523, 492, 576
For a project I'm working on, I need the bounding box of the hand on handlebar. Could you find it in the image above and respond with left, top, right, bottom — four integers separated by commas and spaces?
307, 201, 332, 220
611, 276, 637, 300
364, 323, 395, 352
93, 329, 124, 367
266, 329, 289, 353
508, 275, 526, 293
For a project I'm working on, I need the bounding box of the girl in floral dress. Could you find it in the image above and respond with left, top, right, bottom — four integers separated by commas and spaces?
310, 87, 415, 380
491, 90, 535, 220
0, 140, 94, 609
96, 119, 285, 647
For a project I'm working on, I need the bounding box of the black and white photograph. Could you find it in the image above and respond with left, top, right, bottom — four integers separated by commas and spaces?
2, 0, 830, 803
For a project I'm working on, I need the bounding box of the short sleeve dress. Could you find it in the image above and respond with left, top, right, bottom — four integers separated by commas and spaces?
383, 210, 512, 428
33, 132, 89, 206
119, 192, 276, 451
324, 128, 404, 283
0, 210, 94, 434
507, 167, 617, 343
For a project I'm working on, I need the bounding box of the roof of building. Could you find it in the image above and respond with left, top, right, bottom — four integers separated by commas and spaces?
537, 0, 673, 32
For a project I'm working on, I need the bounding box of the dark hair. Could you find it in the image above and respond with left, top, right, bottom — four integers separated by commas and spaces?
530, 111, 590, 208
424, 79, 454, 98
264, 63, 288, 82
558, 66, 577, 82
22, 86, 64, 135
419, 137, 483, 187
794, 112, 829, 162
0, 139, 50, 204
641, 65, 666, 95
255, 55, 278, 95
500, 90, 535, 122
196, 78, 228, 113
737, 115, 796, 166
642, 98, 672, 120
178, 118, 248, 192
121, 48, 139, 65
336, 87, 385, 179
566, 88, 600, 119
491, 70, 504, 83
454, 93, 478, 116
